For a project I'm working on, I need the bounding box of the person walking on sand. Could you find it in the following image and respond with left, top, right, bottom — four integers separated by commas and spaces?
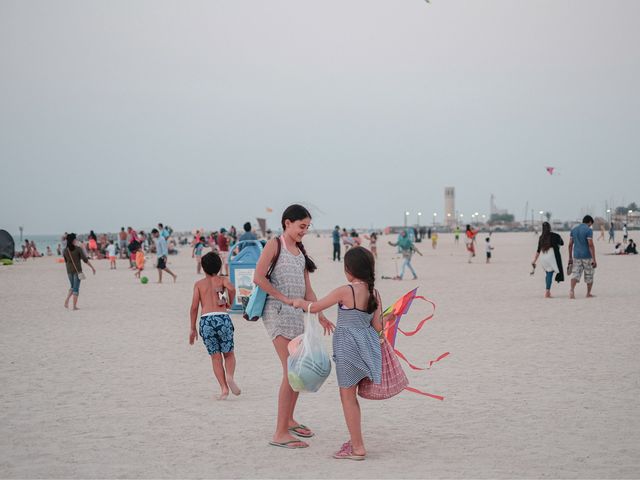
189, 252, 240, 400
388, 230, 422, 280
531, 222, 565, 298
464, 224, 478, 263
608, 222, 615, 243
253, 204, 335, 449
568, 215, 596, 299
152, 228, 177, 283
366, 232, 378, 259
216, 228, 230, 275
332, 225, 341, 261
63, 233, 96, 310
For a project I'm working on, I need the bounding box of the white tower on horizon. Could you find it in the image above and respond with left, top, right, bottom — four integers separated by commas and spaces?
444, 187, 455, 228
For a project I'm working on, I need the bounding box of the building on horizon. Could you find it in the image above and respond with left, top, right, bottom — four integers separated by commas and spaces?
444, 187, 455, 228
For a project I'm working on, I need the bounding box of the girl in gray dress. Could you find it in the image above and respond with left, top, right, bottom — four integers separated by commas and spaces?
254, 204, 335, 450
293, 247, 383, 461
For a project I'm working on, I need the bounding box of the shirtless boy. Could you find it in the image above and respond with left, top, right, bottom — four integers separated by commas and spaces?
189, 252, 240, 400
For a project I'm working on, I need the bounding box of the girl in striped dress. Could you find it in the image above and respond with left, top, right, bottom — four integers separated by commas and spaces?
294, 246, 383, 461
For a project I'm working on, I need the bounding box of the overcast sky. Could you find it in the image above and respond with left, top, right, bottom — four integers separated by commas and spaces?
1, 0, 638, 234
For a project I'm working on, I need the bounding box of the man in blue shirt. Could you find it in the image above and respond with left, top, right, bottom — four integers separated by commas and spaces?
332, 225, 341, 262
238, 222, 258, 242
152, 228, 177, 283
568, 215, 596, 299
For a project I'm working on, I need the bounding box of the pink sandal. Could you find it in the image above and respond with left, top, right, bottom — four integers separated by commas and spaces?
333, 441, 366, 461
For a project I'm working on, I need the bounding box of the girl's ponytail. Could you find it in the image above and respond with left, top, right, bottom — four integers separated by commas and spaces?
366, 275, 378, 314
296, 241, 317, 273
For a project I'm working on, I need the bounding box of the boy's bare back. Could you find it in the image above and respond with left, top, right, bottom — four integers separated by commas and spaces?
193, 275, 236, 314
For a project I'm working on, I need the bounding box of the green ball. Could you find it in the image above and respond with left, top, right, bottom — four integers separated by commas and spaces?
141, 276, 149, 284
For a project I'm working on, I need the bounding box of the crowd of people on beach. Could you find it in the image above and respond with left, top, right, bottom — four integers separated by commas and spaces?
13, 203, 633, 460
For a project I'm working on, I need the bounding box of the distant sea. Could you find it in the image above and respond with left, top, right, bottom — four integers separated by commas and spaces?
11, 234, 64, 253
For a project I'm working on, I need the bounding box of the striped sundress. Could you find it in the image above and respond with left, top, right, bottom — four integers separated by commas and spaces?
332, 285, 382, 388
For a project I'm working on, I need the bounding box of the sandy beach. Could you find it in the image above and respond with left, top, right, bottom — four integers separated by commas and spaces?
1, 232, 639, 479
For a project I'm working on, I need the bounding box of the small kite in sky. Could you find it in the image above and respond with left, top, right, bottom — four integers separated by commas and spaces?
546, 167, 555, 175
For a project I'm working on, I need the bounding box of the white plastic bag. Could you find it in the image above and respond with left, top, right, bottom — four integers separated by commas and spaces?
287, 310, 331, 393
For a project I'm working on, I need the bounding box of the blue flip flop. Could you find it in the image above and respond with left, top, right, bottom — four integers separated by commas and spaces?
268, 440, 309, 449
289, 424, 315, 438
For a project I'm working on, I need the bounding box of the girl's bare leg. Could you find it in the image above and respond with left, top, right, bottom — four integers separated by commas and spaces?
72, 293, 79, 310
339, 386, 366, 455
272, 336, 307, 446
211, 353, 229, 400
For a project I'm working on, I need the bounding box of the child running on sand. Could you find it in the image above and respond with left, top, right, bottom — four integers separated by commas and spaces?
106, 240, 117, 269
485, 237, 494, 263
293, 246, 383, 461
134, 246, 145, 279
465, 224, 478, 263
189, 252, 240, 400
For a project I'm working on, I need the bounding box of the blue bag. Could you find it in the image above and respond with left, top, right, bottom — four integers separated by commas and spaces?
243, 237, 281, 321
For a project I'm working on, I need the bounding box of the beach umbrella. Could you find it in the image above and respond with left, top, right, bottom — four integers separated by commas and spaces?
0, 230, 15, 259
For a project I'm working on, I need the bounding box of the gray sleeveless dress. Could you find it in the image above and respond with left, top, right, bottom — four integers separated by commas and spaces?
262, 238, 306, 340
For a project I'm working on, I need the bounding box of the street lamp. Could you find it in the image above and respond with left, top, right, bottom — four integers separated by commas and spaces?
432, 212, 437, 227
417, 211, 422, 228
404, 211, 410, 228
628, 210, 633, 225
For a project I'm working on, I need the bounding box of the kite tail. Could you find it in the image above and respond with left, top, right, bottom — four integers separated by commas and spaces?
404, 386, 444, 401
395, 348, 450, 371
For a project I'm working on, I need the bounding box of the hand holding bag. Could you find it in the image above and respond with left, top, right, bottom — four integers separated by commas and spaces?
243, 237, 281, 321
287, 308, 332, 392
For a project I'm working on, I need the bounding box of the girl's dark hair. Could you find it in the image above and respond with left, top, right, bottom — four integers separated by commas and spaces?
466, 224, 471, 231
67, 233, 77, 251
539, 222, 552, 252
344, 246, 378, 314
281, 204, 317, 272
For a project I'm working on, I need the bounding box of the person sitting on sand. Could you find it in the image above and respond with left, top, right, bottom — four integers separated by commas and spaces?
625, 239, 637, 255
189, 252, 240, 400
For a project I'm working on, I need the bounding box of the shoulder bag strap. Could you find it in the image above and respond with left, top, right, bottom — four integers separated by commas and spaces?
66, 248, 80, 274
266, 236, 281, 280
